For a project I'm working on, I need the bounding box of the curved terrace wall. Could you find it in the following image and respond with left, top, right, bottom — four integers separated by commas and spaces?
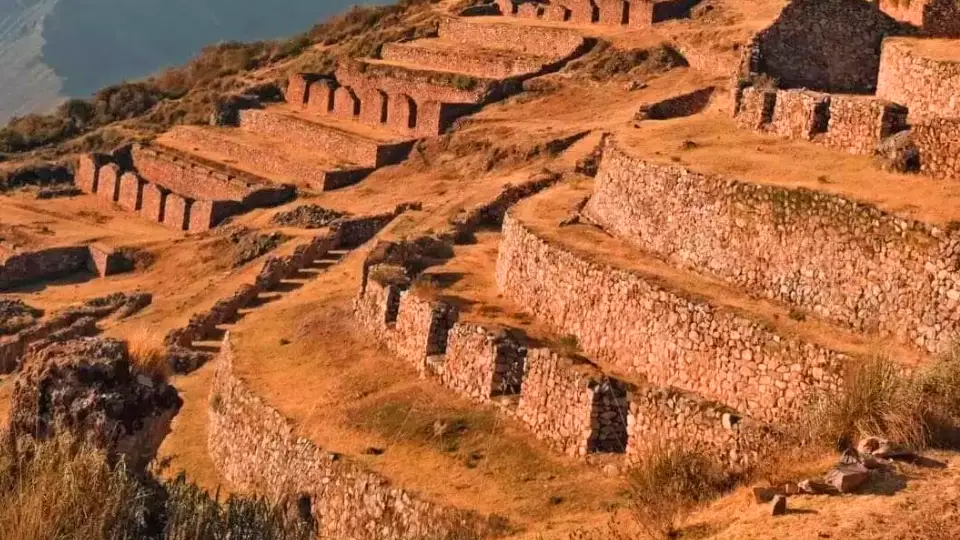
585, 143, 960, 354
208, 336, 492, 539
877, 38, 960, 121
495, 213, 847, 423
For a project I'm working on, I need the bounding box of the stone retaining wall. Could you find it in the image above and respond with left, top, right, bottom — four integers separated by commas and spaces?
496, 0, 697, 27
439, 17, 584, 58
208, 336, 494, 539
877, 38, 960, 121
735, 87, 908, 155
76, 147, 290, 231
162, 127, 370, 192
912, 118, 960, 180
380, 42, 549, 80
750, 0, 901, 93
439, 324, 525, 404
879, 0, 960, 37
516, 349, 628, 457
496, 213, 847, 423
0, 246, 90, 291
585, 144, 960, 354
239, 108, 415, 168
626, 386, 772, 468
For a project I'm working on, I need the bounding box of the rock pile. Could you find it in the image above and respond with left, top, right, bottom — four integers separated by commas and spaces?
271, 204, 347, 229
5, 337, 182, 471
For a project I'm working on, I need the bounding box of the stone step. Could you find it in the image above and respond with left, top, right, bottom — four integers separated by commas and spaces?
156, 126, 372, 192
237, 104, 415, 168
497, 181, 924, 424
380, 38, 553, 79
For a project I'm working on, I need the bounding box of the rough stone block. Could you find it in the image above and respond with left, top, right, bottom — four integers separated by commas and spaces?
823, 95, 909, 155
736, 87, 776, 130
770, 89, 831, 140
75, 154, 105, 194
140, 183, 167, 223
286, 74, 310, 107
97, 163, 122, 203
333, 86, 361, 119
163, 193, 190, 231
117, 172, 144, 212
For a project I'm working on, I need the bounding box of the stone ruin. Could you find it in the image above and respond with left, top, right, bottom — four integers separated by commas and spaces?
353, 231, 773, 469
734, 0, 960, 179
0, 243, 134, 292
4, 337, 182, 471
494, 0, 699, 27
878, 0, 960, 37
165, 210, 404, 374
75, 144, 294, 233
0, 292, 152, 374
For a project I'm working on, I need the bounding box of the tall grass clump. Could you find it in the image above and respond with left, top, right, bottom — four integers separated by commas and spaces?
803, 351, 960, 452
625, 445, 733, 539
126, 326, 171, 381
0, 435, 313, 540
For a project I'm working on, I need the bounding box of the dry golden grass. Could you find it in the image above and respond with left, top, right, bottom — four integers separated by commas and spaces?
126, 325, 172, 381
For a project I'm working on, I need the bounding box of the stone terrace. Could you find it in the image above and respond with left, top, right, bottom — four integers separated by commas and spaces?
493, 0, 700, 27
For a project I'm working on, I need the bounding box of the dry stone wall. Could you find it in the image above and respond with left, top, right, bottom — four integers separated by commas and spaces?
879, 0, 960, 36
439, 17, 584, 58
239, 108, 415, 168
516, 349, 628, 457
380, 42, 549, 80
76, 146, 291, 232
877, 38, 960, 121
734, 87, 908, 155
626, 386, 773, 468
439, 324, 525, 403
585, 143, 960, 354
496, 213, 847, 423
495, 0, 697, 27
163, 126, 369, 192
751, 0, 901, 93
912, 118, 960, 179
209, 336, 494, 540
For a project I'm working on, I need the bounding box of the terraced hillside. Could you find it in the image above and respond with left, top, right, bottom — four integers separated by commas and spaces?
2, 0, 960, 538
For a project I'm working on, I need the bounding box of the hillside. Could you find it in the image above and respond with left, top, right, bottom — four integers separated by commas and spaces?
1, 0, 960, 539
0, 0, 362, 124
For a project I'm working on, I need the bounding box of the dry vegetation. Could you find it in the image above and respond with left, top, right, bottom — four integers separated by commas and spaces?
0, 0, 445, 162
604, 350, 960, 539
0, 436, 314, 540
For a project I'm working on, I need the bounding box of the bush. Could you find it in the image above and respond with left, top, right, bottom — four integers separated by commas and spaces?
626, 446, 732, 539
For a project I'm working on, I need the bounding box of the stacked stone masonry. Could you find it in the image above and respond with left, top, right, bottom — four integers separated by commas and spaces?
209, 337, 493, 540
585, 143, 960, 355
749, 0, 902, 93
495, 0, 698, 27
76, 146, 291, 232
163, 125, 370, 192
0, 244, 129, 292
354, 269, 769, 467
239, 108, 414, 168
735, 87, 908, 155
516, 349, 628, 457
496, 213, 848, 424
879, 0, 960, 37
877, 38, 960, 121
911, 118, 960, 180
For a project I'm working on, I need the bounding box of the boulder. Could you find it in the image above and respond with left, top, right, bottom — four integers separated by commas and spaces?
5, 338, 182, 471
771, 495, 788, 516
823, 463, 871, 493
753, 486, 779, 504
